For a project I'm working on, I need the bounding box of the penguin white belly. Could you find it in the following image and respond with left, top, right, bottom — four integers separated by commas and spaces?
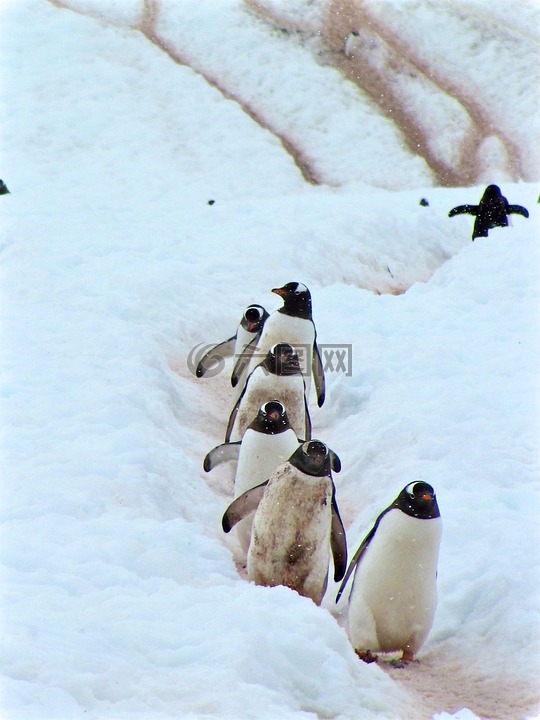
251, 315, 315, 397
348, 512, 442, 654
247, 465, 332, 605
232, 371, 307, 442
233, 429, 299, 554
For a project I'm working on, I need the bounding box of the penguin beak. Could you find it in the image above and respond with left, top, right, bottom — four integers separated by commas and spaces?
272, 287, 287, 297
421, 492, 433, 502
247, 321, 258, 332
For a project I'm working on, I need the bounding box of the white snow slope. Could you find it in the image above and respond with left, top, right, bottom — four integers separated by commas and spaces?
1, 1, 539, 719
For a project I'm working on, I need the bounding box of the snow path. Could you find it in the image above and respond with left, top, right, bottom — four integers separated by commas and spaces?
2, 1, 539, 718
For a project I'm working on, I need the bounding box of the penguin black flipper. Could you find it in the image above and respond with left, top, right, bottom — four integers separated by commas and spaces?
330, 490, 347, 582
231, 333, 261, 388
224, 371, 252, 442
222, 481, 269, 532
448, 204, 479, 218
303, 394, 313, 441
312, 339, 326, 407
203, 442, 241, 472
196, 336, 236, 378
507, 204, 529, 219
329, 450, 341, 473
335, 506, 393, 602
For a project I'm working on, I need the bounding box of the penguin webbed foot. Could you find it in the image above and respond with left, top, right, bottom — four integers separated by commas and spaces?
355, 649, 378, 664
389, 650, 415, 668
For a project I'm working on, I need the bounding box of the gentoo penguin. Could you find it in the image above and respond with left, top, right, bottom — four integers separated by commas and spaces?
336, 481, 442, 665
231, 282, 325, 407
205, 401, 302, 554
225, 343, 311, 443
344, 31, 360, 58
195, 304, 269, 378
222, 440, 347, 605
449, 184, 529, 240
0, 180, 10, 195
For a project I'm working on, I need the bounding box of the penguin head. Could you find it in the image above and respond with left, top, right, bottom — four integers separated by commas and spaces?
290, 440, 331, 477
395, 481, 440, 519
272, 282, 312, 319
240, 304, 268, 333
263, 343, 301, 376
481, 184, 503, 204
248, 400, 291, 435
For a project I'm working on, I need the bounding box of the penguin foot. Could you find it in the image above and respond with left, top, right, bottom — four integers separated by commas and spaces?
390, 650, 415, 668
356, 649, 378, 664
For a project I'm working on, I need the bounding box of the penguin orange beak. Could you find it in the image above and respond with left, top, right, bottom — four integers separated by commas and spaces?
421, 492, 433, 502
272, 287, 287, 297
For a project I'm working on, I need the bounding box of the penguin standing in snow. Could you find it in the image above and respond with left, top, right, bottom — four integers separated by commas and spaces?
222, 440, 347, 606
448, 184, 529, 240
336, 481, 442, 665
195, 304, 269, 378
231, 282, 325, 408
204, 401, 303, 554
225, 343, 311, 443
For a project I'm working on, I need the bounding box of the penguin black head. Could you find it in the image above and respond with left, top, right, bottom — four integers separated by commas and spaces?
263, 343, 301, 376
290, 440, 331, 477
248, 400, 291, 435
272, 282, 312, 320
0, 180, 10, 195
481, 184, 503, 204
394, 481, 440, 519
419, 198, 429, 207
240, 304, 268, 333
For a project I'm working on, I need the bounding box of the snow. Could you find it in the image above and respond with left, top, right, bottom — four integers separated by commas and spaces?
1, 1, 539, 719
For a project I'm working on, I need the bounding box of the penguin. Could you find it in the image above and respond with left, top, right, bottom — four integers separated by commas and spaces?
419, 198, 429, 207
195, 304, 269, 378
204, 401, 303, 554
449, 184, 529, 240
225, 343, 311, 443
231, 282, 325, 407
336, 481, 442, 666
344, 31, 360, 58
223, 440, 346, 605
0, 180, 10, 195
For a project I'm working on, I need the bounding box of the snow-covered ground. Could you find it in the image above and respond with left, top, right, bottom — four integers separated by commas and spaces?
1, 1, 539, 719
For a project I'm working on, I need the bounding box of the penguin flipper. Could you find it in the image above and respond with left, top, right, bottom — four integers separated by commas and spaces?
329, 450, 341, 473
203, 442, 241, 472
231, 333, 260, 388
448, 204, 478, 218
507, 204, 529, 218
304, 394, 312, 441
312, 339, 326, 407
222, 481, 268, 532
196, 336, 236, 378
224, 375, 250, 442
335, 507, 392, 602
331, 492, 347, 582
